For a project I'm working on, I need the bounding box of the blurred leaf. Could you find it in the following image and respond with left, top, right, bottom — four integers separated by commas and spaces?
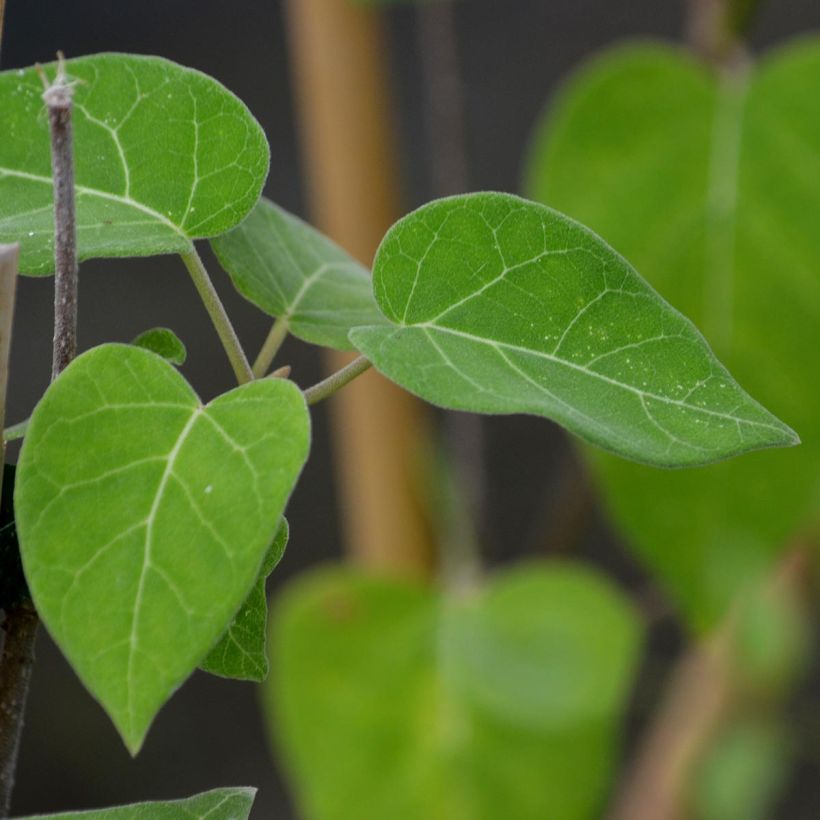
732, 574, 808, 696
527, 41, 820, 629
17, 787, 256, 819
14, 345, 310, 753
201, 518, 289, 681
0, 54, 269, 275
350, 192, 796, 468
211, 198, 385, 350
131, 328, 187, 366
693, 719, 789, 820
268, 563, 642, 820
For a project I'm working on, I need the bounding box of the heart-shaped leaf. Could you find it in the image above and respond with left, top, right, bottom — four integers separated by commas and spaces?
350, 192, 797, 468
527, 40, 820, 628
0, 54, 269, 275
201, 518, 289, 681
211, 198, 385, 350
17, 787, 256, 819
131, 327, 187, 366
268, 563, 642, 820
14, 344, 310, 753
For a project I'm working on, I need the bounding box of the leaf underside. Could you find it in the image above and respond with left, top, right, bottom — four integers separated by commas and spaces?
211, 197, 385, 350
201, 518, 289, 681
16, 787, 257, 819
269, 563, 642, 820
350, 192, 796, 468
527, 39, 820, 628
14, 345, 310, 753
0, 53, 269, 275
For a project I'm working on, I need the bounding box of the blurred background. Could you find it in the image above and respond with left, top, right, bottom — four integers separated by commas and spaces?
1, 0, 819, 817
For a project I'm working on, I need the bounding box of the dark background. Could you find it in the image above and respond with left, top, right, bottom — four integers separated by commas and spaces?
2, 1, 819, 817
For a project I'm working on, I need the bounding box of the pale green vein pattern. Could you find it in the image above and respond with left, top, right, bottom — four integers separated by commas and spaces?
201, 518, 289, 681
0, 54, 269, 275
527, 40, 820, 628
212, 198, 385, 350
14, 345, 310, 753
17, 787, 256, 819
268, 564, 642, 820
350, 192, 797, 468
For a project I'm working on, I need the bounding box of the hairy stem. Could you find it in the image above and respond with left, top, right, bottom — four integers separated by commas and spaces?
686, 0, 761, 64
44, 57, 78, 381
303, 356, 371, 405
0, 245, 17, 508
252, 316, 289, 378
180, 247, 253, 384
0, 0, 6, 67
0, 599, 37, 818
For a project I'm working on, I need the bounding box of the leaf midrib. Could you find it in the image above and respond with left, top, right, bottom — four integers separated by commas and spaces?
413, 322, 787, 437
0, 166, 188, 238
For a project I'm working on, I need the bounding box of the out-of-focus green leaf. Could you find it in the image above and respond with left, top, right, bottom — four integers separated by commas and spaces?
0, 54, 269, 275
201, 519, 289, 681
527, 40, 819, 629
211, 198, 385, 350
131, 328, 187, 366
17, 787, 256, 819
693, 719, 790, 820
267, 563, 642, 820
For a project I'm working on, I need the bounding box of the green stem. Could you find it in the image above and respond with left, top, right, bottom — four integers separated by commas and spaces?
2, 418, 27, 443
180, 247, 253, 384
252, 316, 289, 378
303, 356, 372, 406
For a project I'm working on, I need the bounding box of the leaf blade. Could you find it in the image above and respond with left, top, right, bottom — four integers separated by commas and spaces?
268, 563, 642, 820
15, 345, 310, 752
201, 518, 289, 681
17, 787, 256, 819
0, 54, 269, 275
211, 198, 385, 350
131, 327, 187, 365
526, 39, 820, 627
351, 192, 797, 467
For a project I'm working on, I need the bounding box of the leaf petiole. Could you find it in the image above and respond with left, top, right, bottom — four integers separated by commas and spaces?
303, 356, 372, 406
252, 316, 289, 378
2, 418, 28, 443
180, 246, 254, 384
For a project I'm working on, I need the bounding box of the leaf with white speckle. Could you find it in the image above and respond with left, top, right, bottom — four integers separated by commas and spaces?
212, 198, 385, 350
14, 345, 310, 753
0, 54, 269, 275
350, 193, 797, 468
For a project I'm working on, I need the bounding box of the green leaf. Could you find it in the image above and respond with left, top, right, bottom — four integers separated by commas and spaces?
267, 563, 642, 820
349, 192, 797, 468
0, 54, 269, 275
693, 719, 789, 820
14, 344, 310, 753
17, 787, 256, 819
211, 197, 385, 350
131, 328, 187, 366
201, 518, 289, 681
526, 40, 820, 628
